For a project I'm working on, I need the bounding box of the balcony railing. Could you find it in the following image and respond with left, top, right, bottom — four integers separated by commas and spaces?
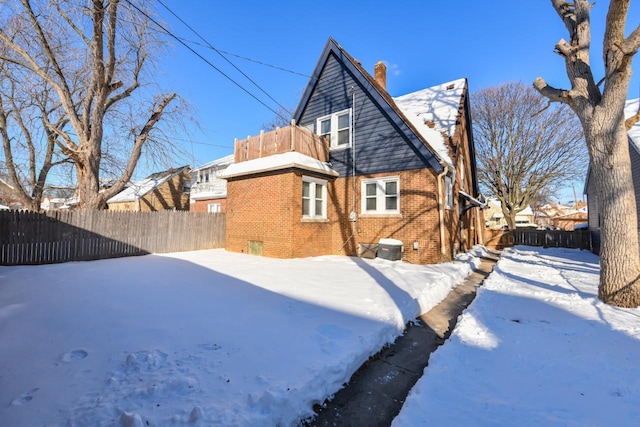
234, 121, 329, 163
190, 181, 226, 194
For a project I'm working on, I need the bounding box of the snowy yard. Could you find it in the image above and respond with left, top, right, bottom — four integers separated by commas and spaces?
0, 248, 480, 426
3, 246, 639, 427
393, 247, 640, 427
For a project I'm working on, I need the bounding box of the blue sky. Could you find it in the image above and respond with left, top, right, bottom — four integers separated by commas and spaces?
151, 0, 640, 201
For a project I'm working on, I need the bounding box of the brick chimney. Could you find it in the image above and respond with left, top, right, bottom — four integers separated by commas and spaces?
374, 61, 386, 91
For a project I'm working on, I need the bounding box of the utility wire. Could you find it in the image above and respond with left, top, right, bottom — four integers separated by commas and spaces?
156, 0, 292, 116
172, 35, 310, 79
121, 0, 289, 122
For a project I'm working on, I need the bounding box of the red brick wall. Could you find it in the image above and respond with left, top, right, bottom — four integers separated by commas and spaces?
226, 171, 334, 258
225, 168, 457, 264
190, 198, 227, 213
327, 169, 448, 264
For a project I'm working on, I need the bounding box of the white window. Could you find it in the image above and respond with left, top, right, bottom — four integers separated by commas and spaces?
207, 203, 221, 213
445, 175, 454, 209
302, 176, 327, 219
459, 155, 465, 191
316, 108, 351, 149
361, 176, 400, 214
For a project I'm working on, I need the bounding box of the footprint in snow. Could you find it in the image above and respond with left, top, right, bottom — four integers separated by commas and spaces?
198, 343, 222, 351
62, 349, 88, 362
11, 388, 39, 406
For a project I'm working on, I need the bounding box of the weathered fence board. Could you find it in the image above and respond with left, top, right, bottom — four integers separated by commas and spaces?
0, 210, 225, 266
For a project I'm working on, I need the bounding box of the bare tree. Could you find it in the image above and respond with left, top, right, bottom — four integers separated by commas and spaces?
534, 0, 640, 307
473, 82, 585, 229
0, 0, 180, 209
261, 105, 294, 130
0, 56, 72, 211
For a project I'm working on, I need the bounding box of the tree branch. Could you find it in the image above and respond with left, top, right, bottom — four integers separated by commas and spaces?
19, 0, 83, 134
101, 93, 177, 202
622, 24, 640, 55
533, 77, 571, 103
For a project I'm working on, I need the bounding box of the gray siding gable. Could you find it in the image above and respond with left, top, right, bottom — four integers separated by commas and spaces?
293, 38, 444, 177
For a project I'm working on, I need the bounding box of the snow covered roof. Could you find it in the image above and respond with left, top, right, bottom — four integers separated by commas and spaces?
625, 98, 640, 152
221, 151, 338, 179
487, 198, 534, 217
393, 78, 466, 166
191, 154, 234, 172
107, 166, 189, 204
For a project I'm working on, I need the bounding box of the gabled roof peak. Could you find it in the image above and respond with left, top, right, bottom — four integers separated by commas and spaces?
294, 38, 469, 171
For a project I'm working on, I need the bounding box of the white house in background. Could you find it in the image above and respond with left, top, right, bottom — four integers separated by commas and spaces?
483, 198, 536, 229
41, 196, 80, 211
189, 154, 234, 213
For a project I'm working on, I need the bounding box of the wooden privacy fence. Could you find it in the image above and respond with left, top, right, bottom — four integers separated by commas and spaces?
0, 210, 225, 266
485, 228, 591, 251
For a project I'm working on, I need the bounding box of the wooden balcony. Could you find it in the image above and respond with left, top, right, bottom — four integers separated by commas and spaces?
234, 122, 329, 163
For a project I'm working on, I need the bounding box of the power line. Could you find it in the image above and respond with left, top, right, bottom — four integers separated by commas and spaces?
169, 136, 233, 149
156, 0, 293, 116
172, 35, 311, 79
121, 0, 289, 122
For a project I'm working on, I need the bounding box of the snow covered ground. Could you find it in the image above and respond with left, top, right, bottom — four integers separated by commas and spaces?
0, 247, 482, 426
393, 246, 640, 427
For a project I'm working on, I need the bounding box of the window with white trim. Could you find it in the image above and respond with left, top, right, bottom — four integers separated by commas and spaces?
445, 175, 454, 209
459, 155, 465, 191
316, 108, 351, 149
302, 176, 327, 219
361, 176, 400, 214
207, 203, 221, 213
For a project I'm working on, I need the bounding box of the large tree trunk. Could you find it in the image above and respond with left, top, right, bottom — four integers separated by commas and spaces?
588, 110, 640, 306
534, 0, 640, 307
504, 211, 516, 230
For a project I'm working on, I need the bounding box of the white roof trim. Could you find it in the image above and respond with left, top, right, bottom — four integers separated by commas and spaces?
221, 152, 338, 179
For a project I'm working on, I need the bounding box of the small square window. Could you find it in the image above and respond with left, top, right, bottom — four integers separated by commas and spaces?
316, 109, 351, 149
361, 177, 400, 214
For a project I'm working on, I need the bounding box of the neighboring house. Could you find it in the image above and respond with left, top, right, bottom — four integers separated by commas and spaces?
483, 198, 536, 229
585, 99, 640, 254
534, 202, 588, 230
551, 211, 588, 231
41, 197, 67, 211
40, 194, 80, 211
107, 166, 191, 212
189, 154, 234, 213
221, 38, 484, 264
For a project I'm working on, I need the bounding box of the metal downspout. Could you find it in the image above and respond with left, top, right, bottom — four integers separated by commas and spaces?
437, 164, 449, 260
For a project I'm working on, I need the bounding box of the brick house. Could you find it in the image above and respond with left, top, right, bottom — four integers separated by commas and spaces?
222, 38, 484, 264
107, 166, 191, 212
189, 154, 234, 213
